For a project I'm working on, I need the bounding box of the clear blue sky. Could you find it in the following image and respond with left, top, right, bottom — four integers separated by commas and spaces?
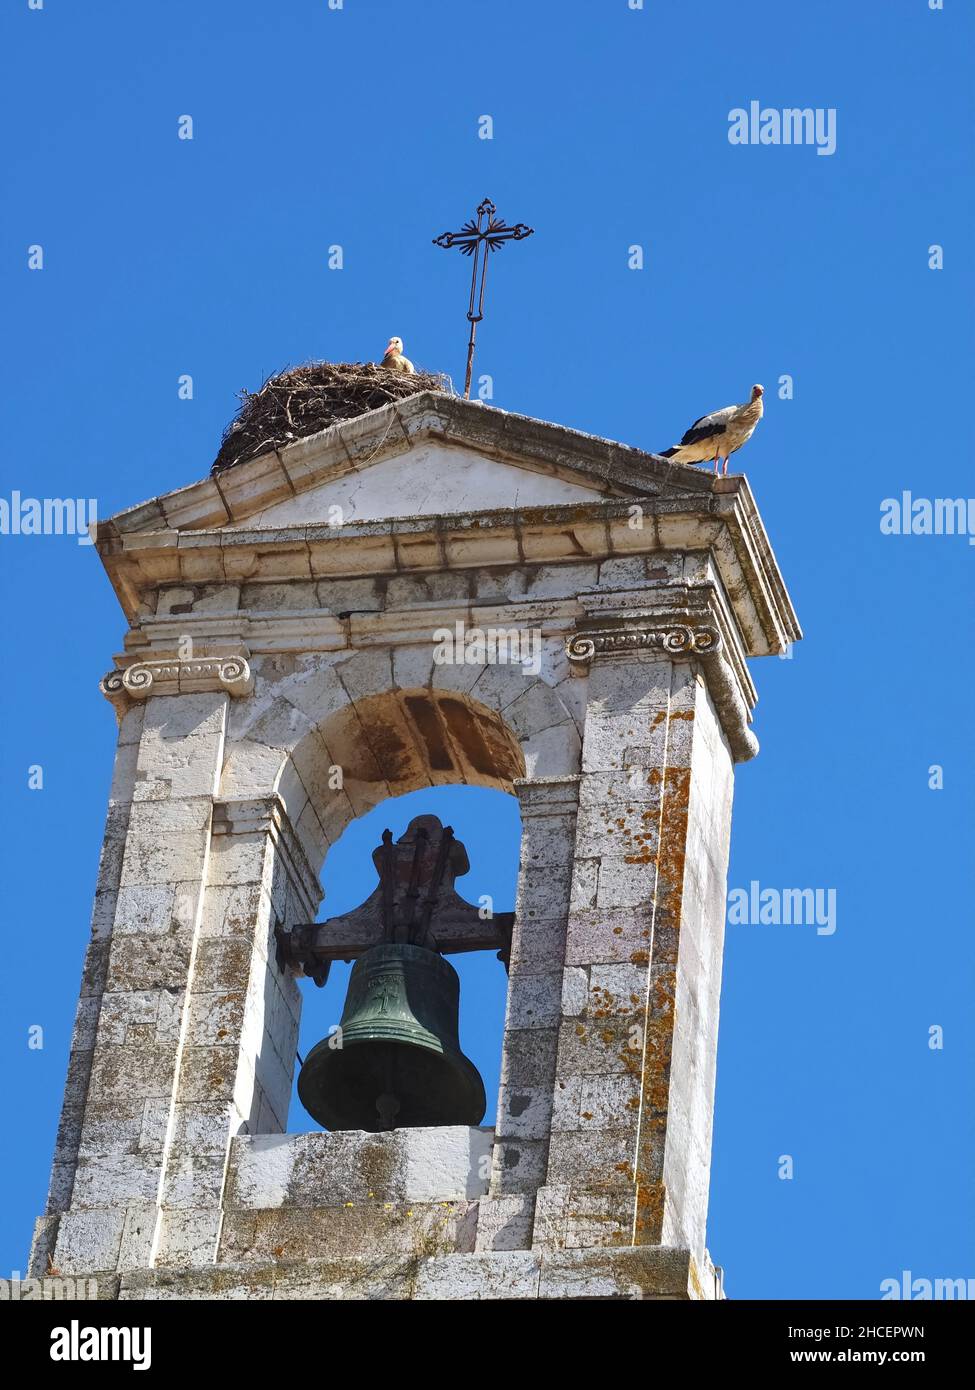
1, 0, 972, 1299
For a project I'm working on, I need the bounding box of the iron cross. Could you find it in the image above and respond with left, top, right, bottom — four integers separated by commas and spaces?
433, 197, 534, 399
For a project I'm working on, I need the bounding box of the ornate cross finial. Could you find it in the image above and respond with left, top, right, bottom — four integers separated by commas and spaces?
433, 197, 534, 399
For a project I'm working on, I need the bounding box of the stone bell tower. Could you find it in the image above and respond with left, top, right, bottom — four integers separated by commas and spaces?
30, 382, 800, 1299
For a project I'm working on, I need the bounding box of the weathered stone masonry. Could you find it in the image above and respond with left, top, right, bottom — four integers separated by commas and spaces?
30, 393, 800, 1299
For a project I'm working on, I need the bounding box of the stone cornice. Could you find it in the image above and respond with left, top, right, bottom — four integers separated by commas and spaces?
97, 491, 800, 661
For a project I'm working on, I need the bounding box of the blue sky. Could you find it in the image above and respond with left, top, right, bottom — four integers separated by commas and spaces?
1, 0, 972, 1298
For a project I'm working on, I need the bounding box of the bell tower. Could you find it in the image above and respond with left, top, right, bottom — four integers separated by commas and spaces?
30, 384, 800, 1300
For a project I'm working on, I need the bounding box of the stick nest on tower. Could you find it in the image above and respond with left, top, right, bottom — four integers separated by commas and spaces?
211, 361, 452, 475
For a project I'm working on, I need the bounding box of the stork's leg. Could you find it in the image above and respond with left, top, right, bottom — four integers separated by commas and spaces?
722, 456, 729, 476
713, 454, 720, 475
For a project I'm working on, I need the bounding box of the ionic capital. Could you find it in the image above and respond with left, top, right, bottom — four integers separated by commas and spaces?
100, 648, 254, 707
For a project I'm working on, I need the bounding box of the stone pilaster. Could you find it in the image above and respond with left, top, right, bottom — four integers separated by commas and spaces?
32, 692, 229, 1277
530, 612, 736, 1263
152, 796, 320, 1267
28, 704, 147, 1277
476, 776, 580, 1252
32, 713, 322, 1276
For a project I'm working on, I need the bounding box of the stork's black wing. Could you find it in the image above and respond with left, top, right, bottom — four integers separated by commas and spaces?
678, 418, 727, 448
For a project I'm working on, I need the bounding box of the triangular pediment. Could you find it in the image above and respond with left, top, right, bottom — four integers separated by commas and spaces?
93, 390, 802, 660
102, 393, 714, 538
223, 439, 610, 529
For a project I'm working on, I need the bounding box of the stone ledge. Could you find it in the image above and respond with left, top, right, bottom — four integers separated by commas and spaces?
113, 1246, 719, 1301
226, 1125, 494, 1211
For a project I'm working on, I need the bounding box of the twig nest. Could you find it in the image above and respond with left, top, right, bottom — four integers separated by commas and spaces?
211, 360, 452, 474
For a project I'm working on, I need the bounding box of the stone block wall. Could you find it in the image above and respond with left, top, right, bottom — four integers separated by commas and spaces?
31, 433, 800, 1299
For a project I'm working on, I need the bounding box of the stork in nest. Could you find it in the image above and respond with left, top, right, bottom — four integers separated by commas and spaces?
380, 336, 415, 374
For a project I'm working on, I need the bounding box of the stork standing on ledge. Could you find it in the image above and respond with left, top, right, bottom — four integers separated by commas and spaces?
380, 336, 415, 374
659, 384, 764, 474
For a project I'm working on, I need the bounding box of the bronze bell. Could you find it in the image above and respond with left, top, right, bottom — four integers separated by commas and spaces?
297, 941, 486, 1132
288, 817, 502, 1133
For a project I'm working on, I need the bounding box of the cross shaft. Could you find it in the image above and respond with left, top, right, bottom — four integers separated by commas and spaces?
433, 197, 534, 398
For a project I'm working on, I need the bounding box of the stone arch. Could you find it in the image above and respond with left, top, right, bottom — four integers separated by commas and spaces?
209, 650, 583, 1157
219, 645, 582, 873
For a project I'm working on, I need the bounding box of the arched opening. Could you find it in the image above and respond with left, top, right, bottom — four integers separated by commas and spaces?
218, 672, 580, 1140
269, 686, 532, 1134
288, 784, 521, 1133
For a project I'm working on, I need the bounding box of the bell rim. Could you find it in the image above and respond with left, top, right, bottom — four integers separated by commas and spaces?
297, 1035, 487, 1133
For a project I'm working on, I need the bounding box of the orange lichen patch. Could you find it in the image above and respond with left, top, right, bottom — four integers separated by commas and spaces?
654, 766, 691, 902
633, 1010, 674, 1112
575, 1024, 586, 1038
650, 975, 675, 1017
641, 1016, 673, 1061
649, 1020, 674, 1059
602, 1228, 631, 1249
632, 764, 690, 1133
641, 1075, 671, 1113
581, 1112, 593, 1122
624, 845, 654, 862
651, 710, 667, 726
590, 983, 635, 1020
632, 1183, 666, 1244
668, 710, 695, 722
630, 950, 649, 965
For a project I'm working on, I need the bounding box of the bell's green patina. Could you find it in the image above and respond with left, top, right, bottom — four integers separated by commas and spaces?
298, 942, 486, 1132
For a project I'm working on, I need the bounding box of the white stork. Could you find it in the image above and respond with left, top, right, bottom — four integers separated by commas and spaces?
659, 384, 764, 474
380, 336, 415, 374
